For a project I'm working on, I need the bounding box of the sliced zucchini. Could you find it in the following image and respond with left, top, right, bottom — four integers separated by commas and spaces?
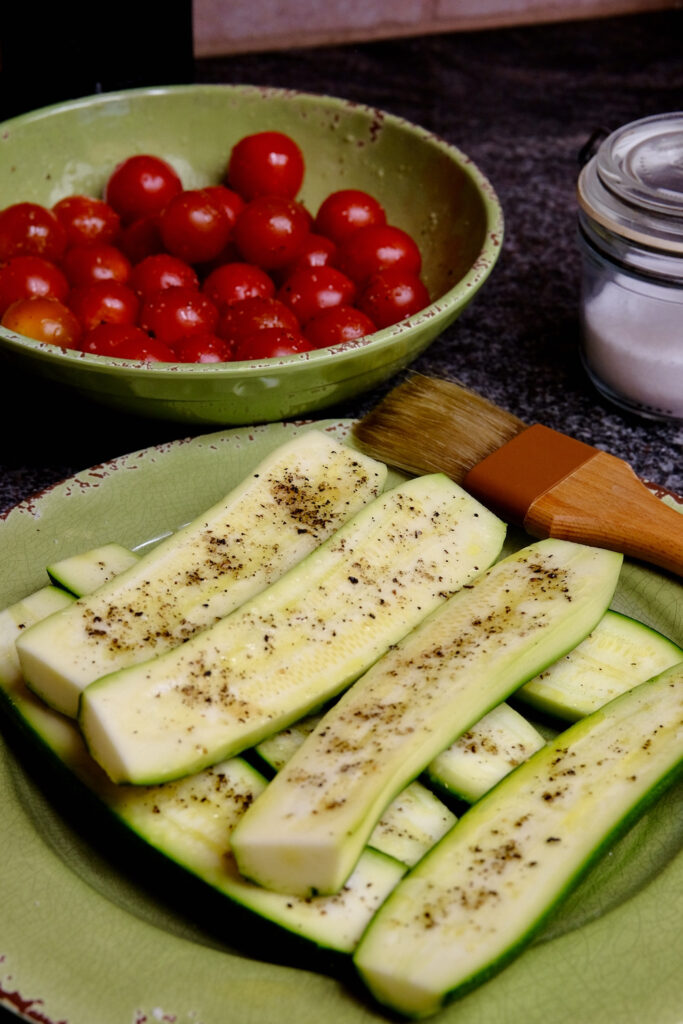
256, 713, 457, 867
0, 612, 405, 955
0, 586, 75, 689
231, 540, 622, 896
80, 474, 506, 784
16, 430, 388, 716
353, 660, 683, 1019
517, 609, 683, 720
426, 702, 546, 804
47, 543, 140, 595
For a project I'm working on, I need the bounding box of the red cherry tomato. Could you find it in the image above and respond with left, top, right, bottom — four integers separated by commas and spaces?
336, 224, 422, 285
202, 186, 245, 232
276, 266, 356, 324
217, 296, 300, 346
52, 195, 121, 247
314, 189, 386, 245
0, 256, 69, 315
112, 335, 177, 362
68, 281, 140, 332
80, 323, 152, 356
2, 296, 82, 348
0, 202, 67, 263
174, 331, 231, 363
130, 254, 199, 299
158, 189, 232, 264
117, 215, 165, 263
61, 243, 132, 287
278, 233, 338, 280
139, 286, 219, 346
304, 305, 377, 348
226, 131, 305, 201
104, 155, 183, 224
233, 196, 310, 270
232, 327, 313, 361
202, 262, 275, 311
357, 267, 430, 328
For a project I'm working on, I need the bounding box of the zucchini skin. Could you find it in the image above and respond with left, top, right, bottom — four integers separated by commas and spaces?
353, 661, 683, 1019
231, 539, 622, 896
0, 663, 406, 963
517, 609, 683, 721
79, 474, 505, 785
17, 431, 388, 717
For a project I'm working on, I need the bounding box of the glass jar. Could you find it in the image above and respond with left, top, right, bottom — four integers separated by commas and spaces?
577, 112, 683, 421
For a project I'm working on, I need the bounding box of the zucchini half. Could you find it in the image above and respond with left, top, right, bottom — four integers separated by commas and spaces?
353, 661, 683, 1018
0, 591, 405, 957
79, 473, 505, 784
231, 539, 622, 896
16, 430, 388, 717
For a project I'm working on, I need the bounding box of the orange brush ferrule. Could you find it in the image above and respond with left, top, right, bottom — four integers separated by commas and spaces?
463, 425, 596, 525
464, 424, 683, 576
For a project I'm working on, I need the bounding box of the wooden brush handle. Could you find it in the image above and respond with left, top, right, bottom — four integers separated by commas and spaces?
524, 450, 683, 577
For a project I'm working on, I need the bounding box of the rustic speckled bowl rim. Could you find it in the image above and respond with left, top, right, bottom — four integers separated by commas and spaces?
0, 83, 504, 381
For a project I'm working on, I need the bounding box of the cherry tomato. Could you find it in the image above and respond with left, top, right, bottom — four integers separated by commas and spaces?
174, 332, 231, 363
159, 189, 232, 264
61, 243, 132, 287
2, 296, 82, 348
202, 262, 275, 311
304, 305, 377, 348
357, 267, 430, 327
226, 131, 305, 201
139, 286, 219, 347
202, 186, 245, 232
232, 196, 310, 270
276, 266, 356, 324
117, 215, 165, 263
336, 224, 422, 285
278, 233, 337, 280
232, 327, 313, 361
0, 202, 67, 263
80, 323, 152, 356
68, 281, 140, 332
314, 189, 386, 245
52, 195, 121, 247
130, 254, 199, 299
104, 155, 183, 224
112, 335, 177, 362
217, 296, 300, 346
0, 256, 69, 315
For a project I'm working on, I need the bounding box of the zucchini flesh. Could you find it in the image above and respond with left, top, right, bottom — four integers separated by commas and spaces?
517, 609, 683, 720
79, 474, 505, 785
426, 702, 545, 803
47, 542, 140, 595
0, 580, 405, 956
16, 431, 387, 716
0, 586, 75, 690
231, 540, 622, 896
353, 661, 683, 1019
256, 714, 457, 867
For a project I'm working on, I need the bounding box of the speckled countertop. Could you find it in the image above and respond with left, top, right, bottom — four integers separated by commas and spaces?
0, 8, 681, 515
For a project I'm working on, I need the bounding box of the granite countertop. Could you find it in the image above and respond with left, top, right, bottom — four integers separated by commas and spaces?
0, 8, 681, 516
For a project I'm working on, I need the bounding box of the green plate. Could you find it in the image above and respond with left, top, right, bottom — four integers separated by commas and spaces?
0, 421, 681, 1024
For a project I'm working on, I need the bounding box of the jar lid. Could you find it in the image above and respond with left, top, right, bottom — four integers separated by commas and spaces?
578, 112, 683, 254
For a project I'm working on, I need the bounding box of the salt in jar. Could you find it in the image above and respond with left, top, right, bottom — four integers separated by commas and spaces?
577, 112, 683, 421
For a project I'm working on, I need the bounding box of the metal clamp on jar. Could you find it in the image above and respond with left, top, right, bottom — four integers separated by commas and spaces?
577, 112, 683, 422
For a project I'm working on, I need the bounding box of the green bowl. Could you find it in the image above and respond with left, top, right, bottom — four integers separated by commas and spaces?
0, 84, 503, 425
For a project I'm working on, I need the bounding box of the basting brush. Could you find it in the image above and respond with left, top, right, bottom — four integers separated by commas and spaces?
352, 375, 683, 577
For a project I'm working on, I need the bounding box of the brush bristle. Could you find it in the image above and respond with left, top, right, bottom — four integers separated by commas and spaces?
352, 375, 527, 481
